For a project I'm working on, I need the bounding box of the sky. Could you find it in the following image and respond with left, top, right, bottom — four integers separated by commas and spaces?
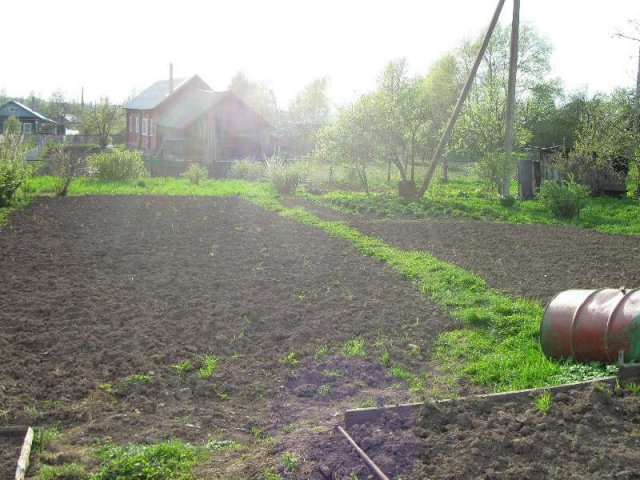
1, 0, 638, 109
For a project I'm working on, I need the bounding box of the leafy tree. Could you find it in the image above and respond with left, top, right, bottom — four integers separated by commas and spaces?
0, 116, 32, 206
82, 97, 124, 147
315, 94, 382, 194
286, 77, 331, 157
229, 71, 278, 123
450, 23, 551, 160
574, 89, 635, 163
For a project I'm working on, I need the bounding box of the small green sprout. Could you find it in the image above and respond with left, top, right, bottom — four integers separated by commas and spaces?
533, 390, 552, 414
198, 354, 218, 379
172, 360, 193, 375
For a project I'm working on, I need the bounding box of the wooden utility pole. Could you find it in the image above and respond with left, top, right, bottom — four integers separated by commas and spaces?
616, 27, 640, 196
417, 0, 506, 198
502, 0, 520, 198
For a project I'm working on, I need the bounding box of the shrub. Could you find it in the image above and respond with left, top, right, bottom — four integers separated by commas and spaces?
0, 158, 31, 206
0, 121, 32, 206
265, 155, 304, 195
180, 163, 209, 185
48, 145, 90, 196
228, 159, 266, 181
89, 149, 146, 181
474, 152, 515, 197
538, 178, 590, 219
41, 142, 100, 161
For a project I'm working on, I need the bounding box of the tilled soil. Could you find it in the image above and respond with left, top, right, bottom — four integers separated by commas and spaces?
0, 195, 456, 479
3, 195, 639, 478
288, 199, 640, 304
0, 437, 21, 480
348, 382, 640, 480
415, 382, 640, 480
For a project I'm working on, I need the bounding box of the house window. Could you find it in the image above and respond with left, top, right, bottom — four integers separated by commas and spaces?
22, 122, 32, 134
135, 117, 140, 134
141, 118, 148, 136
149, 119, 154, 137
129, 116, 133, 133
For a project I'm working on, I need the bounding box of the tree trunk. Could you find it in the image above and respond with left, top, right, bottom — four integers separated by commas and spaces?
633, 42, 640, 197
442, 156, 449, 183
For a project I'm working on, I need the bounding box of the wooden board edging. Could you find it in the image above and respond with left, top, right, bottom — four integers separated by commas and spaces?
15, 427, 34, 480
344, 375, 621, 428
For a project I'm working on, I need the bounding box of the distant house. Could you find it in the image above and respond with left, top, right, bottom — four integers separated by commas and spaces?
124, 73, 275, 163
0, 100, 62, 135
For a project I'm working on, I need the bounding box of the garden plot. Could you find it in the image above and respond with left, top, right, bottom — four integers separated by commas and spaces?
0, 196, 457, 478
287, 199, 640, 304
344, 379, 640, 480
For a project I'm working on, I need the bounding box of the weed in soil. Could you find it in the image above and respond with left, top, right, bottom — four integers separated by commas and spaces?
37, 462, 89, 480
342, 337, 366, 357
627, 382, 640, 395
172, 360, 193, 375
198, 355, 218, 379
314, 344, 329, 359
93, 439, 199, 479
281, 352, 299, 365
281, 451, 302, 473
533, 390, 552, 414
122, 373, 153, 385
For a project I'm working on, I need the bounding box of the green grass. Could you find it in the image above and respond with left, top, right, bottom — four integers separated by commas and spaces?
37, 463, 89, 480
281, 352, 299, 365
198, 354, 219, 379
281, 451, 302, 473
533, 390, 553, 414
342, 338, 366, 357
122, 373, 153, 385
94, 439, 199, 479
172, 360, 193, 375
312, 176, 640, 235
26, 175, 274, 199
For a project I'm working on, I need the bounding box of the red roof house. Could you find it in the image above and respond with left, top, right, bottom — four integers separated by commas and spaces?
125, 72, 275, 163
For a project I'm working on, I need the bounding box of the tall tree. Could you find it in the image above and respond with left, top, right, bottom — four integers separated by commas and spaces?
82, 97, 124, 147
229, 71, 278, 123
286, 77, 331, 156
448, 22, 552, 166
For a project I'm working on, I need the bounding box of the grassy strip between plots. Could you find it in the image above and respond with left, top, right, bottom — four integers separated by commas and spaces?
312, 177, 640, 236
252, 200, 615, 391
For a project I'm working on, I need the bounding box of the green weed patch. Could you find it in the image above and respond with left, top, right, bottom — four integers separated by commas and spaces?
94, 440, 198, 479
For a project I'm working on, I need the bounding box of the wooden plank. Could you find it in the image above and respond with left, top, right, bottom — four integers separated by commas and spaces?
344, 376, 618, 428
15, 427, 34, 480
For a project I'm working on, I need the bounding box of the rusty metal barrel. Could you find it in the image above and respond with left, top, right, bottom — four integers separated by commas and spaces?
540, 288, 640, 363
